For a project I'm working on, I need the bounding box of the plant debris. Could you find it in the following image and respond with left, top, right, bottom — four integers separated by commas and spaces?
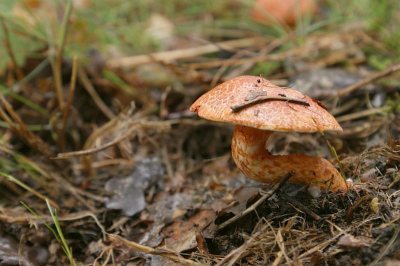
0, 1, 400, 265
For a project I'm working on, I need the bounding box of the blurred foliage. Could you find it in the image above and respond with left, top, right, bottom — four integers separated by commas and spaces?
0, 0, 399, 72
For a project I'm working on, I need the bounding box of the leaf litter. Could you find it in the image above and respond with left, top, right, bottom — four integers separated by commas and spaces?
0, 0, 400, 265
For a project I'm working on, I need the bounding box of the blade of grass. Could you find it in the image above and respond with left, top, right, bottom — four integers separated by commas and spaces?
0, 120, 49, 131
20, 201, 60, 241
20, 200, 77, 266
0, 171, 59, 209
320, 131, 348, 190
46, 199, 77, 266
0, 84, 49, 117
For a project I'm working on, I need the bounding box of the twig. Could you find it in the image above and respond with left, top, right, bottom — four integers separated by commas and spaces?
328, 63, 400, 100
335, 107, 386, 122
109, 234, 197, 265
277, 191, 322, 221
53, 119, 200, 160
57, 210, 107, 241
231, 96, 309, 112
217, 171, 294, 231
106, 37, 266, 68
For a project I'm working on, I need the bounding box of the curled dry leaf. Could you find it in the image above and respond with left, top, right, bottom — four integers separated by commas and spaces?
104, 157, 164, 216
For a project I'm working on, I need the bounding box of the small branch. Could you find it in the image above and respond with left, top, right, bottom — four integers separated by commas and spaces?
277, 191, 322, 221
369, 228, 399, 266
109, 234, 197, 265
106, 37, 266, 68
231, 96, 309, 112
217, 171, 294, 231
328, 63, 400, 100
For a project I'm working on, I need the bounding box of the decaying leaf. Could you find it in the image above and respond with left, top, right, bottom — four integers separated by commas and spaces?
162, 209, 216, 253
105, 157, 164, 216
337, 234, 374, 250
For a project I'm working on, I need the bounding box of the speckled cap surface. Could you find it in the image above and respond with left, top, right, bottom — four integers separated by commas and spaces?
190, 76, 342, 132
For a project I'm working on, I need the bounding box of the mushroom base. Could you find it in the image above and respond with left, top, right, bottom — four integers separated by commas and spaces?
231, 125, 347, 192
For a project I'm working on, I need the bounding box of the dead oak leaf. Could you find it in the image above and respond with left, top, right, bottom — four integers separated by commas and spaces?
161, 209, 216, 253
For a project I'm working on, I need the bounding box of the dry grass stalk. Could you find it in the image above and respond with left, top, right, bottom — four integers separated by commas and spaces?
59, 56, 78, 151
0, 94, 53, 157
328, 63, 400, 100
78, 67, 115, 120
0, 16, 24, 80
0, 172, 59, 209
109, 234, 198, 265
107, 37, 267, 68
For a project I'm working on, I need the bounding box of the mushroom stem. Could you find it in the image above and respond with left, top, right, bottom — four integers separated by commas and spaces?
231, 125, 347, 192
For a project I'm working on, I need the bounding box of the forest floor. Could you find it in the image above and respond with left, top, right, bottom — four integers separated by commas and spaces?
0, 0, 399, 265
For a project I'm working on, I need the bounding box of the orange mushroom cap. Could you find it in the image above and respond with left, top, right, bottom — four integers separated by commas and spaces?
190, 76, 342, 133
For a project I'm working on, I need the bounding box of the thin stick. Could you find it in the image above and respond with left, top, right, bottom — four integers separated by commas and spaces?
369, 229, 399, 266
217, 171, 294, 231
328, 63, 400, 100
109, 234, 197, 265
335, 107, 386, 122
106, 37, 266, 68
231, 96, 309, 112
277, 191, 322, 221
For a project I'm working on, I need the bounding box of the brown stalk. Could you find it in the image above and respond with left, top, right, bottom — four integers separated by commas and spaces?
0, 16, 24, 80
109, 234, 197, 265
78, 68, 115, 120
0, 94, 52, 157
59, 56, 78, 151
231, 96, 310, 112
106, 37, 267, 68
0, 172, 59, 209
328, 63, 400, 100
49, 0, 72, 113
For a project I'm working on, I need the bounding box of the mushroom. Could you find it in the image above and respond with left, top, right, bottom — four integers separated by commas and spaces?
190, 76, 347, 192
